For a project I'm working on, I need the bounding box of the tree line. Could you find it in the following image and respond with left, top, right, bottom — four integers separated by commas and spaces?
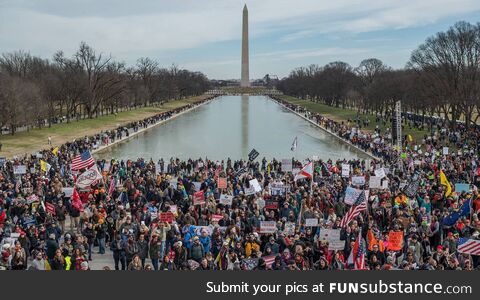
277, 21, 480, 130
0, 42, 210, 135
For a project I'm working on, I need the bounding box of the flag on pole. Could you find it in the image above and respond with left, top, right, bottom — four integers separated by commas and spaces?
442, 199, 471, 226
457, 238, 480, 255
291, 136, 297, 151
52, 147, 59, 156
40, 160, 51, 173
353, 230, 366, 269
439, 170, 452, 197
108, 177, 116, 197
72, 188, 84, 212
340, 190, 367, 228
294, 161, 313, 181
70, 151, 95, 171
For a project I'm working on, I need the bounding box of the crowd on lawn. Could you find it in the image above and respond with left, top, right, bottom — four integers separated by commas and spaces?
1, 96, 480, 271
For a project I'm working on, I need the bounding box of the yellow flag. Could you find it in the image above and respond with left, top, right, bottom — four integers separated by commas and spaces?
52, 147, 59, 156
40, 160, 47, 172
407, 134, 413, 142
439, 170, 452, 197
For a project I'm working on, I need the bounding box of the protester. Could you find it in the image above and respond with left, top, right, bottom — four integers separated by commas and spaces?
0, 96, 479, 271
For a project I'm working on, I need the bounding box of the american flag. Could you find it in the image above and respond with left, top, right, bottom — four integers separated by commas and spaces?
108, 177, 116, 197
354, 232, 366, 270
457, 238, 480, 255
340, 190, 367, 228
70, 151, 95, 171
262, 255, 276, 268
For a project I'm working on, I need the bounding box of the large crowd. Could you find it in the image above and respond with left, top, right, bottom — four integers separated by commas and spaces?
1, 96, 479, 271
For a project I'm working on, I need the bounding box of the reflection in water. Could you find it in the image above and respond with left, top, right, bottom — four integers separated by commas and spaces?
95, 96, 370, 161
241, 95, 249, 158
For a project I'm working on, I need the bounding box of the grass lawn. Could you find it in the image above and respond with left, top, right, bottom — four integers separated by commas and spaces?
278, 95, 430, 143
0, 95, 209, 158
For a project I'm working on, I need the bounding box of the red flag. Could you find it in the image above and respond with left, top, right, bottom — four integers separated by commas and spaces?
72, 188, 84, 212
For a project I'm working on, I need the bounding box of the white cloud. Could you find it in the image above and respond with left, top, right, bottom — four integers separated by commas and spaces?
1, 0, 480, 78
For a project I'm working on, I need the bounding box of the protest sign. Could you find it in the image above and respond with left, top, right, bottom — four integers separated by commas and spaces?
283, 222, 295, 236
319, 229, 344, 250
387, 231, 404, 251
76, 167, 102, 189
192, 182, 202, 191
194, 226, 213, 236
169, 205, 178, 216
382, 179, 389, 190
248, 149, 259, 161
374, 168, 386, 178
44, 202, 56, 215
13, 165, 27, 175
455, 183, 470, 193
244, 185, 256, 196
259, 221, 277, 234
256, 198, 265, 209
26, 194, 39, 204
352, 176, 365, 186
282, 159, 293, 172
249, 179, 262, 192
219, 194, 233, 206
217, 177, 227, 189
270, 184, 288, 196
159, 212, 174, 223
211, 214, 223, 222
193, 191, 205, 205
305, 218, 318, 227
443, 147, 449, 155
369, 176, 382, 189
344, 187, 363, 205
265, 199, 279, 210
341, 164, 350, 177
62, 187, 74, 198
23, 215, 37, 227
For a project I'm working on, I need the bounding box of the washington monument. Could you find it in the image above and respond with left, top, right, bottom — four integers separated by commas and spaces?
241, 4, 250, 87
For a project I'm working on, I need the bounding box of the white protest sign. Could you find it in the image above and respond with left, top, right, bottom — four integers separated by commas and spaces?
219, 194, 233, 206
249, 179, 262, 192
256, 198, 265, 209
341, 164, 350, 178
62, 187, 74, 197
382, 179, 389, 189
319, 229, 344, 250
13, 165, 27, 175
192, 182, 202, 191
244, 185, 256, 196
352, 176, 365, 186
374, 168, 386, 179
305, 218, 319, 227
259, 221, 277, 234
369, 176, 382, 189
443, 147, 449, 155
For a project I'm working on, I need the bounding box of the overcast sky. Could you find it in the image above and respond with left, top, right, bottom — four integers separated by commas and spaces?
1, 0, 480, 79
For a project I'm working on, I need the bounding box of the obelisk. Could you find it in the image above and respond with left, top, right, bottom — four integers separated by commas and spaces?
241, 4, 250, 87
